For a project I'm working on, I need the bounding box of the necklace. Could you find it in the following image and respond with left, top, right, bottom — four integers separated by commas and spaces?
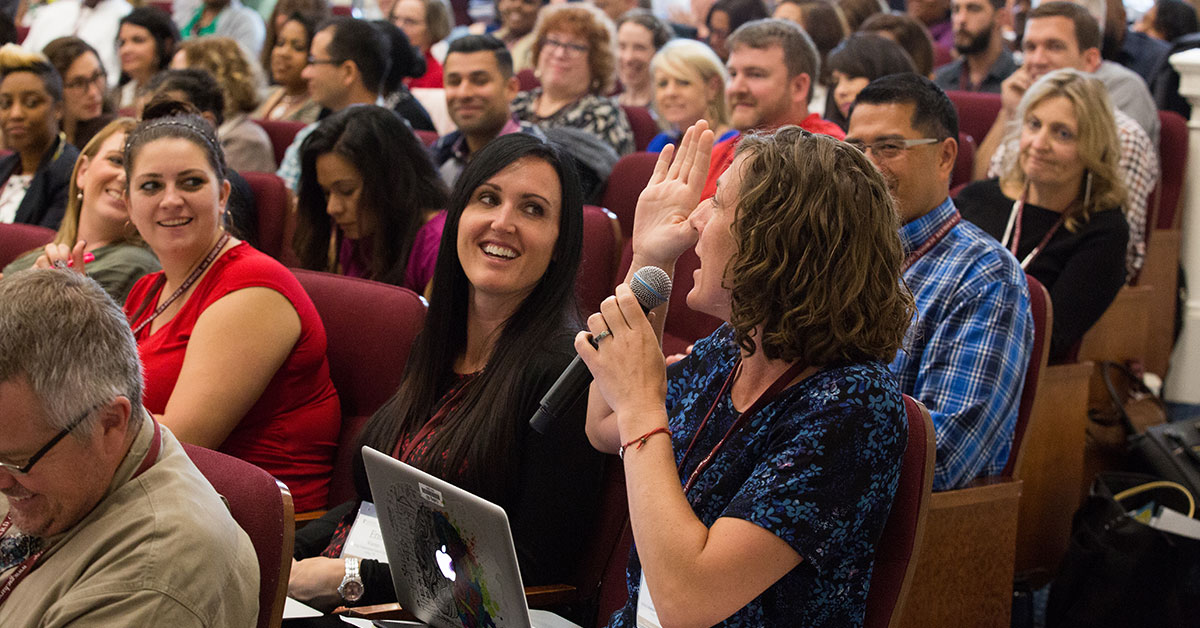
130, 231, 231, 335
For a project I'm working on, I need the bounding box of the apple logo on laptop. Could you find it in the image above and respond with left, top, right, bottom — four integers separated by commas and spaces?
435, 544, 456, 582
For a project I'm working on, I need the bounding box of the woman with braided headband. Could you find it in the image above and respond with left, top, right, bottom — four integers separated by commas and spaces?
115, 100, 339, 512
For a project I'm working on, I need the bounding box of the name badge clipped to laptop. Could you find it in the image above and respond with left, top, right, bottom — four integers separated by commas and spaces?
341, 501, 389, 562
636, 573, 664, 628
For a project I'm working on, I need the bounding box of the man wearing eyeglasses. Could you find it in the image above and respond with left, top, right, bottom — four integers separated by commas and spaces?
0, 270, 258, 626
846, 73, 1033, 492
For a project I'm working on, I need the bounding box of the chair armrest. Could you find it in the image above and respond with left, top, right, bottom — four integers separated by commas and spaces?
525, 584, 579, 608
335, 603, 416, 620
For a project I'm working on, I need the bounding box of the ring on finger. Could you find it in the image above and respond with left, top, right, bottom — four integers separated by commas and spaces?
594, 329, 612, 342
52, 260, 67, 270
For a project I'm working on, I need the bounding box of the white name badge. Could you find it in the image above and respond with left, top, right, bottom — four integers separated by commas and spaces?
341, 501, 389, 562
635, 573, 664, 628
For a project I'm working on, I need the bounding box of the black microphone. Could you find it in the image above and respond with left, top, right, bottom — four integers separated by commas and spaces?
529, 266, 672, 434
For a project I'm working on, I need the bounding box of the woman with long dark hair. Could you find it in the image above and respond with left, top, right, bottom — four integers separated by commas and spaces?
294, 106, 448, 293
288, 133, 604, 611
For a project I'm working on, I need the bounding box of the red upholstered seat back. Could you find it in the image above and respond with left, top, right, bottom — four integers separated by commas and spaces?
601, 152, 658, 242
254, 118, 308, 167
291, 269, 427, 506
578, 205, 623, 315
1152, 110, 1188, 230
864, 395, 935, 628
0, 223, 55, 268
951, 132, 976, 194
945, 91, 1002, 152
620, 105, 660, 152
182, 443, 293, 628
517, 68, 540, 92
1004, 274, 1051, 478
242, 171, 290, 261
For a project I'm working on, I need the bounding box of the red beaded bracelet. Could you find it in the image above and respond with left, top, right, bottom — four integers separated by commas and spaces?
619, 427, 672, 460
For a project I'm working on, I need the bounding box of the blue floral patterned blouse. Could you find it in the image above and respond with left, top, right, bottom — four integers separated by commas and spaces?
608, 324, 907, 627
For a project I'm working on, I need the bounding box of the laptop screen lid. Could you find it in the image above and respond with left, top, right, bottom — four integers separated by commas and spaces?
362, 446, 533, 628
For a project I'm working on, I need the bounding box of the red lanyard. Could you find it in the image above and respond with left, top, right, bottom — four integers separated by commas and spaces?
0, 418, 162, 607
903, 210, 962, 272
1003, 192, 1067, 270
677, 359, 810, 495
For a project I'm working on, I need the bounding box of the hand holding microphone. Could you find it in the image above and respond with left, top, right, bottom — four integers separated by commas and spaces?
529, 266, 672, 434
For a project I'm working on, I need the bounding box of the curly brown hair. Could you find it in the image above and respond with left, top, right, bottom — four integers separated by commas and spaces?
728, 127, 914, 364
177, 36, 264, 115
530, 4, 617, 95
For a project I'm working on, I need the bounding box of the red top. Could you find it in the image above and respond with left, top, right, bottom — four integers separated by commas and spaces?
124, 242, 341, 512
405, 49, 444, 89
701, 113, 846, 199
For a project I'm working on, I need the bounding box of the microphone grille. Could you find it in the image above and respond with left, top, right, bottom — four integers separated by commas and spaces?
631, 266, 672, 310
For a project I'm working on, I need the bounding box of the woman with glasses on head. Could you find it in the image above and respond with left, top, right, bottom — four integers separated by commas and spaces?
956, 69, 1128, 361
0, 45, 79, 230
4, 118, 160, 304
43, 37, 114, 149
512, 4, 634, 155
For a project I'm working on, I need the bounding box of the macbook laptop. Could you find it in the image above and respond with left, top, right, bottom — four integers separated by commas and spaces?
362, 446, 580, 628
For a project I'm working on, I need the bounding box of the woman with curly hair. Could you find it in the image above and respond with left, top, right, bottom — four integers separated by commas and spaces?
580, 121, 914, 626
172, 36, 275, 172
511, 3, 634, 155
956, 69, 1128, 360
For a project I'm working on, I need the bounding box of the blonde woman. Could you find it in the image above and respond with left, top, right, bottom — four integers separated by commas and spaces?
646, 38, 736, 152
956, 69, 1127, 360
4, 119, 160, 303
172, 36, 275, 172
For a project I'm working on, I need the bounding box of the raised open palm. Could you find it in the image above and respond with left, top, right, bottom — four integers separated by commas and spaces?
632, 121, 715, 267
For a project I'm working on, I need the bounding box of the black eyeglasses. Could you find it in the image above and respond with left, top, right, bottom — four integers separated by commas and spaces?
0, 403, 101, 475
306, 56, 343, 66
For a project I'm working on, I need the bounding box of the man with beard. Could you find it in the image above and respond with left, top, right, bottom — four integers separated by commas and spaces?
846, 73, 1033, 491
700, 18, 842, 198
933, 0, 1016, 92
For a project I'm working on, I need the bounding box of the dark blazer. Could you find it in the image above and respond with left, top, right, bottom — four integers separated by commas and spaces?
0, 133, 80, 229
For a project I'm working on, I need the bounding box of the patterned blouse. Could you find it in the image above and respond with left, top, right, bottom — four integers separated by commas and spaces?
608, 324, 907, 627
510, 88, 634, 156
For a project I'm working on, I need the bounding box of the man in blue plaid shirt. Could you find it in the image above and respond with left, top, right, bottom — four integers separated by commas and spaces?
847, 74, 1033, 491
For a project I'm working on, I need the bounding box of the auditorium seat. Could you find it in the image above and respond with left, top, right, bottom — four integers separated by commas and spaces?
0, 223, 55, 268
945, 91, 1001, 154
413, 129, 439, 147
291, 270, 427, 512
242, 171, 291, 261
864, 395, 936, 628
620, 105, 660, 152
950, 133, 976, 194
517, 68, 540, 92
578, 205, 623, 315
183, 443, 293, 628
254, 118, 308, 167
601, 152, 658, 241
898, 276, 1050, 628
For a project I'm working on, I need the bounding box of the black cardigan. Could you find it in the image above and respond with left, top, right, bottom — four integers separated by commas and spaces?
956, 178, 1129, 361
0, 133, 79, 229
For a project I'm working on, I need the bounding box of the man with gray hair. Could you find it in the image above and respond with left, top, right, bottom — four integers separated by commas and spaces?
700, 18, 844, 199
0, 270, 258, 626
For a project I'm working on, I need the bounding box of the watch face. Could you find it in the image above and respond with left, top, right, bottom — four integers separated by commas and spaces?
340, 580, 364, 602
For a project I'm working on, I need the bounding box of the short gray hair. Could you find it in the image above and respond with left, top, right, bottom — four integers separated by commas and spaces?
0, 270, 143, 437
726, 18, 819, 83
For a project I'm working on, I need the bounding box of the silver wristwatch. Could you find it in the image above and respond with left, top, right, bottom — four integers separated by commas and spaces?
338, 557, 364, 602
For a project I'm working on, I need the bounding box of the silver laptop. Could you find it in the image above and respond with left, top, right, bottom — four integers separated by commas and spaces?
362, 446, 580, 628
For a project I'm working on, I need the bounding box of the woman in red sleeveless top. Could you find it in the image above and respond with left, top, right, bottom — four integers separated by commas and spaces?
118, 101, 339, 512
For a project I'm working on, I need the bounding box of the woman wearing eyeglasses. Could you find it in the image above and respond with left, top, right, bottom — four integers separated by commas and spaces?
511, 4, 634, 156
42, 37, 115, 150
955, 69, 1128, 361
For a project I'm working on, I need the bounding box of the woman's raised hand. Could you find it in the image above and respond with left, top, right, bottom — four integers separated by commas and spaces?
33, 240, 88, 275
632, 120, 715, 268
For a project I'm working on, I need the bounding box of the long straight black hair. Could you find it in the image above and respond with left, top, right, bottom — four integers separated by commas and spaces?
294, 105, 448, 287
357, 133, 584, 501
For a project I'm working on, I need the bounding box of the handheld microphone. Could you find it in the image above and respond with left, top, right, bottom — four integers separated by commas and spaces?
529, 266, 672, 434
